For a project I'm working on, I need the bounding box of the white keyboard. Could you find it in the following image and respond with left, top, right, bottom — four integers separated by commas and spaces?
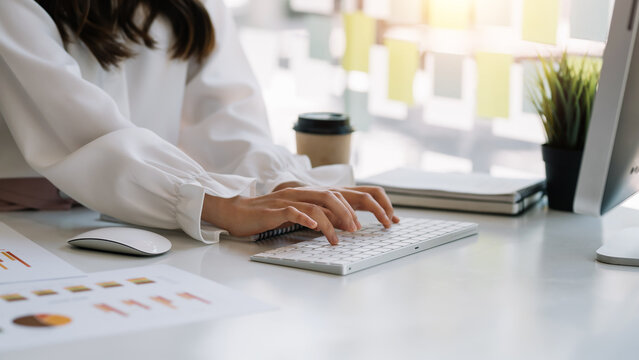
250, 217, 478, 275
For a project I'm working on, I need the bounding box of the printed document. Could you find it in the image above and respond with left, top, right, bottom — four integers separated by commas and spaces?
0, 222, 84, 285
0, 264, 272, 352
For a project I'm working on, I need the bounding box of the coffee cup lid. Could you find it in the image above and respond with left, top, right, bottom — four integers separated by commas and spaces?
293, 112, 354, 135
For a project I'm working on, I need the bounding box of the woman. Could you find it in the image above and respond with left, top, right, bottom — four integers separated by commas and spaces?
0, 0, 398, 245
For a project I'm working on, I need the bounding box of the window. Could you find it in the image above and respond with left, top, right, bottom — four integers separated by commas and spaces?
227, 0, 611, 178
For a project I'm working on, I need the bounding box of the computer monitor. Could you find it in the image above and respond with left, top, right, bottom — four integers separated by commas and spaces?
574, 0, 639, 265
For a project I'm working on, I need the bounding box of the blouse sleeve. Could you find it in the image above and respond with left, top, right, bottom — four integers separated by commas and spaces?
0, 0, 255, 243
179, 0, 354, 195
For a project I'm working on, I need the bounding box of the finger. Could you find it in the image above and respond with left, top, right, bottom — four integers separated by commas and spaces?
292, 201, 352, 233
304, 189, 358, 231
281, 189, 358, 231
339, 189, 392, 228
347, 186, 395, 222
392, 215, 400, 223
279, 206, 318, 229
274, 199, 351, 232
331, 191, 360, 230
292, 202, 339, 245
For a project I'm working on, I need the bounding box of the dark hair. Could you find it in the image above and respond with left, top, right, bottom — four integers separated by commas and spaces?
35, 0, 216, 69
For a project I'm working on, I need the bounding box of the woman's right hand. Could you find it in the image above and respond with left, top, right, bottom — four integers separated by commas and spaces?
201, 186, 397, 245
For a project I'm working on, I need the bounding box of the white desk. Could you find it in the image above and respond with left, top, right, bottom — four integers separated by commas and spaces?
2, 204, 639, 360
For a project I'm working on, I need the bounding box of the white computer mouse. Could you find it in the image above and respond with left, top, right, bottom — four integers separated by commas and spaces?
68, 227, 172, 256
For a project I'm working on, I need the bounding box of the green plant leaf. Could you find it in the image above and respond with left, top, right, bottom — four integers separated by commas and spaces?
528, 51, 601, 150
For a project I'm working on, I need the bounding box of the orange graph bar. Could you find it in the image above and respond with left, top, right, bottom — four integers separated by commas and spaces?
95, 303, 127, 317
0, 261, 6, 270
150, 296, 176, 309
65, 285, 91, 293
177, 292, 211, 304
123, 299, 151, 310
127, 277, 155, 285
2, 251, 15, 261
1, 293, 27, 302
6, 251, 30, 267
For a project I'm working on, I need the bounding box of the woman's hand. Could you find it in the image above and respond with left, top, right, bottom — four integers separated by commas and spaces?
201, 186, 399, 245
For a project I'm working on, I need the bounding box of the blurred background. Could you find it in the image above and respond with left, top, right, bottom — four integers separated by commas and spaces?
222, 0, 612, 179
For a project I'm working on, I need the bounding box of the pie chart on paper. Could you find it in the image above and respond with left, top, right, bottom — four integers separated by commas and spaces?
13, 314, 72, 328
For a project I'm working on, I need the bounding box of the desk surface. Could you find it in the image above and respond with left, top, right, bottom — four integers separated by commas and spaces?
2, 204, 639, 360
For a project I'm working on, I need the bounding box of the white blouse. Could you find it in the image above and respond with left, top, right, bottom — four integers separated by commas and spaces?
0, 0, 353, 243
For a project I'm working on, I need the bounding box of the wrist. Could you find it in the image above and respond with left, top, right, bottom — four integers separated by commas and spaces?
201, 194, 238, 226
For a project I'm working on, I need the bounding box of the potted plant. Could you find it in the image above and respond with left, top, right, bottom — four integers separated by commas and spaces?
529, 52, 602, 211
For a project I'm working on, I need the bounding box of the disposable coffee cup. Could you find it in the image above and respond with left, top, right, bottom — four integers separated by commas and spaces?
293, 112, 354, 167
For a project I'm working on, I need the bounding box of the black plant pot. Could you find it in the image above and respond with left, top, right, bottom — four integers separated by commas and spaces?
541, 144, 583, 212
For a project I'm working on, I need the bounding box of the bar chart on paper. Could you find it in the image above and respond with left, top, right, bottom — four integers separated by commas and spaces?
0, 250, 30, 270
0, 265, 272, 352
0, 222, 84, 284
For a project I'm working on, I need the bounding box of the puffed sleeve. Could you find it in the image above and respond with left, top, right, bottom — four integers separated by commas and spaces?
179, 0, 354, 195
0, 0, 255, 243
